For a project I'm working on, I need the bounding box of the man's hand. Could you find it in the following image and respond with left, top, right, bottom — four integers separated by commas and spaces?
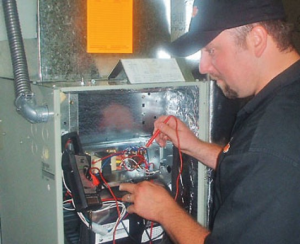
154, 115, 222, 169
119, 181, 176, 223
154, 116, 202, 156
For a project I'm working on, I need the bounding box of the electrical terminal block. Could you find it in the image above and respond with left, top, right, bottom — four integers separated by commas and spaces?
91, 155, 102, 169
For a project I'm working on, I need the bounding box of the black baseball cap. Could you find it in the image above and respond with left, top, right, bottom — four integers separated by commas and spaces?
166, 0, 286, 57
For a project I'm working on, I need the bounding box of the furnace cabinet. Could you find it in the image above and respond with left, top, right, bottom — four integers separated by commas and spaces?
0, 79, 212, 244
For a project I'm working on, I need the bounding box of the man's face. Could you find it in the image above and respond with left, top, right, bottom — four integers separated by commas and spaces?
199, 29, 256, 99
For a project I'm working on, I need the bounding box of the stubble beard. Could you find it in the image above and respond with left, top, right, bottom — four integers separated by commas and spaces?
215, 80, 238, 99
222, 84, 238, 99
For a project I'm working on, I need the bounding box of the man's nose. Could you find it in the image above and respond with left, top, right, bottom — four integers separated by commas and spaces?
199, 51, 212, 75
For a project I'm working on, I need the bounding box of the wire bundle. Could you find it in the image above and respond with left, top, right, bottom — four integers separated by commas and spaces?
91, 146, 156, 175
63, 170, 127, 244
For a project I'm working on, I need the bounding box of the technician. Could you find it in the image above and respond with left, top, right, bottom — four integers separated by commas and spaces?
120, 0, 300, 243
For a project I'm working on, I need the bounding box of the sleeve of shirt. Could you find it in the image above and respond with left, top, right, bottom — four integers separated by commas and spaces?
204, 151, 300, 244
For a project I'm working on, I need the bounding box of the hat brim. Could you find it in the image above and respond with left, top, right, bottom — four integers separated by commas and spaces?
164, 30, 222, 57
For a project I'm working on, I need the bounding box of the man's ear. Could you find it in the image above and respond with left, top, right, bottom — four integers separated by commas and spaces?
248, 25, 268, 57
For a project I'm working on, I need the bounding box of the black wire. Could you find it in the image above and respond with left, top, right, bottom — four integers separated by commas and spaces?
150, 231, 165, 242
119, 218, 140, 244
142, 220, 166, 244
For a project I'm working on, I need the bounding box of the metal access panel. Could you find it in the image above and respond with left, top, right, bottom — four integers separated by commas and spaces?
0, 79, 209, 244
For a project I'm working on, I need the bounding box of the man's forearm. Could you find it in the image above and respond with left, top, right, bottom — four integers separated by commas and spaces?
186, 140, 222, 169
159, 201, 210, 244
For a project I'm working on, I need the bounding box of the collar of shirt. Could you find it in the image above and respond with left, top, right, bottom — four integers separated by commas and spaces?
240, 59, 300, 116
232, 59, 300, 134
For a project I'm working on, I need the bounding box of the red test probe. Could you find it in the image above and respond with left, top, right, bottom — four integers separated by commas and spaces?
145, 116, 171, 148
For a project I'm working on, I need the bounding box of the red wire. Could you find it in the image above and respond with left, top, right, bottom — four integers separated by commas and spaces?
92, 150, 126, 164
147, 115, 183, 242
173, 116, 183, 201
150, 115, 183, 200
102, 198, 123, 201
120, 161, 135, 171
150, 221, 154, 244
126, 154, 148, 166
145, 116, 172, 148
90, 167, 121, 244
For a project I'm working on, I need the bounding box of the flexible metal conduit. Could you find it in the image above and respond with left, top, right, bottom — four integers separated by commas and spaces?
2, 0, 49, 123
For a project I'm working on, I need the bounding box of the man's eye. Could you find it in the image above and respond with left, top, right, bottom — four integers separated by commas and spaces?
207, 48, 215, 55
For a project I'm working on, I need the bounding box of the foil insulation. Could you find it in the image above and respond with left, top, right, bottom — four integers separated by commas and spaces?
72, 86, 200, 144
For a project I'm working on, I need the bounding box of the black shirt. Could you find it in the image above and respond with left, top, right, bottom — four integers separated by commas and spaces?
205, 60, 300, 244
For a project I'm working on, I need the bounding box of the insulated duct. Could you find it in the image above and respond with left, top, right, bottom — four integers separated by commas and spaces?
2, 0, 49, 123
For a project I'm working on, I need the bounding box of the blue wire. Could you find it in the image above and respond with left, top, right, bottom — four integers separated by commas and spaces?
101, 157, 112, 169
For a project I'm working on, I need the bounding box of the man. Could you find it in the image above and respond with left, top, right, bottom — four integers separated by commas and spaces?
120, 0, 300, 243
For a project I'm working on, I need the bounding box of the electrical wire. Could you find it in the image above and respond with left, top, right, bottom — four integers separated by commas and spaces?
150, 221, 154, 244
92, 146, 152, 174
63, 164, 126, 242
62, 170, 72, 194
119, 213, 140, 244
90, 167, 122, 244
63, 199, 75, 211
92, 201, 127, 235
173, 116, 183, 201
145, 115, 183, 243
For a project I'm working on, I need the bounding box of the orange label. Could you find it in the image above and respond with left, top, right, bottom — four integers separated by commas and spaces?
87, 0, 133, 53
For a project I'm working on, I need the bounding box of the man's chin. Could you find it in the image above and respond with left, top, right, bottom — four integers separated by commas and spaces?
215, 82, 238, 99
